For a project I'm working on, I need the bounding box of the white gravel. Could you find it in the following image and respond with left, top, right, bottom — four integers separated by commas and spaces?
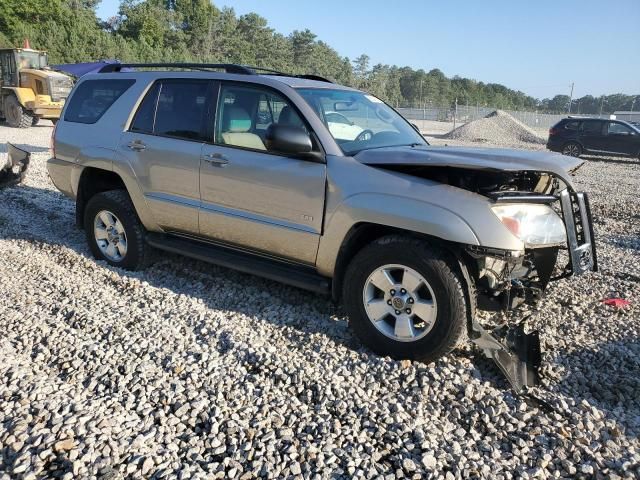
1, 122, 639, 479
443, 110, 546, 147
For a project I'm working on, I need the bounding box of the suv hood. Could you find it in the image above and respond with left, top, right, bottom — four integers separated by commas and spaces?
355, 145, 583, 184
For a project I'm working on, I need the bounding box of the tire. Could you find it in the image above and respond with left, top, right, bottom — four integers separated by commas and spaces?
51, 118, 58, 125
84, 190, 153, 270
32, 117, 40, 126
561, 141, 582, 157
5, 95, 34, 128
343, 235, 468, 363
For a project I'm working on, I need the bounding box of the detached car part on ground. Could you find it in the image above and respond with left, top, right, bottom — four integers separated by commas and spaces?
46, 64, 597, 394
0, 143, 30, 188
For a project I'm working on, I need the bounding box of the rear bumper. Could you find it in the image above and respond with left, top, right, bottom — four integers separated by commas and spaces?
546, 137, 563, 152
46, 157, 75, 198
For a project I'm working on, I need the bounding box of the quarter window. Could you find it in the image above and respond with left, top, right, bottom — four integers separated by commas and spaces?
64, 79, 135, 124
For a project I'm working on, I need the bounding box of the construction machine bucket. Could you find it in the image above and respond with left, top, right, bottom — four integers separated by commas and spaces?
1, 143, 30, 188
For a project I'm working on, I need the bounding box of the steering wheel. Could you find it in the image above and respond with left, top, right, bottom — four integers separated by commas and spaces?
355, 129, 374, 142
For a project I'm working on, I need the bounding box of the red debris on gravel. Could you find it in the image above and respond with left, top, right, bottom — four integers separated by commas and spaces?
601, 298, 631, 308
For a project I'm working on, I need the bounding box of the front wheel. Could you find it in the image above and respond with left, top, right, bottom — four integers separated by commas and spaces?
343, 236, 468, 363
84, 190, 153, 270
5, 95, 34, 128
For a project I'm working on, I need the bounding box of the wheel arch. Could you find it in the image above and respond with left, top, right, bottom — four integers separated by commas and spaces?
75, 167, 127, 228
330, 223, 472, 303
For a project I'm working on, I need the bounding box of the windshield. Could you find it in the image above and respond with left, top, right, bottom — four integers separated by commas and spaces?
15, 51, 47, 70
297, 88, 427, 155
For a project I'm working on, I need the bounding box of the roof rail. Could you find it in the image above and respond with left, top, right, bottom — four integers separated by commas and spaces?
98, 62, 334, 83
98, 63, 256, 74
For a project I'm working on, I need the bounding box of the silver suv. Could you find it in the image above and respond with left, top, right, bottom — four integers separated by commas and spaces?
47, 64, 597, 389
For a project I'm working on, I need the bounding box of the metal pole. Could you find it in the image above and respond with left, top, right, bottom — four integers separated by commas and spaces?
568, 82, 574, 114
599, 96, 604, 118
453, 97, 458, 130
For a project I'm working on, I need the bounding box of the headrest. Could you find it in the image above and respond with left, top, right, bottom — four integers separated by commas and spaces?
223, 105, 252, 132
278, 106, 303, 127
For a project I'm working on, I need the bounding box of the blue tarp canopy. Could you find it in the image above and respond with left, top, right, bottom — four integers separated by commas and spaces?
51, 60, 132, 77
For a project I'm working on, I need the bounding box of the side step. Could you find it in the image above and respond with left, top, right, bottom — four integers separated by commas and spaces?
146, 233, 331, 294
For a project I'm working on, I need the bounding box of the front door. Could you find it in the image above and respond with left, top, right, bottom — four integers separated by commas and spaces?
603, 121, 638, 155
118, 79, 214, 234
198, 82, 326, 264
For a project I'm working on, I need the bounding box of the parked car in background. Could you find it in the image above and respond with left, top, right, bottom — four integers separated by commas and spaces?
547, 117, 640, 158
47, 63, 597, 391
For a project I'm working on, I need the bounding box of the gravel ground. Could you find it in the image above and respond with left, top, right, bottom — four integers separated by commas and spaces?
1, 123, 639, 479
442, 110, 545, 147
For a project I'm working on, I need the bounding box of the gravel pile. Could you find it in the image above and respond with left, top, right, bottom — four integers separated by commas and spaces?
443, 110, 546, 147
1, 123, 639, 479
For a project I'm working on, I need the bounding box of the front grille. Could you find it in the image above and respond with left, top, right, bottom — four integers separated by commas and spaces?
49, 77, 74, 102
559, 189, 597, 274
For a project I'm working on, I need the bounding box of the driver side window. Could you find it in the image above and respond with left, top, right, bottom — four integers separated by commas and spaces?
607, 122, 631, 135
215, 84, 307, 153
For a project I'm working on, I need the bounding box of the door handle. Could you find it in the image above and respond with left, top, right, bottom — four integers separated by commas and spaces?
203, 153, 229, 167
127, 140, 146, 152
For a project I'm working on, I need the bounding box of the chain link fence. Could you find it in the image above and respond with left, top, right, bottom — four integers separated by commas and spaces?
397, 105, 603, 132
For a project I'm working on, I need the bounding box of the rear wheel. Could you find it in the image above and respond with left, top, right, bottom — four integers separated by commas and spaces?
84, 190, 153, 270
343, 236, 468, 363
5, 95, 34, 128
32, 116, 40, 126
562, 141, 582, 157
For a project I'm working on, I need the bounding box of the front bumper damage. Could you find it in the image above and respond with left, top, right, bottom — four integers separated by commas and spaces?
470, 187, 597, 392
1, 143, 30, 189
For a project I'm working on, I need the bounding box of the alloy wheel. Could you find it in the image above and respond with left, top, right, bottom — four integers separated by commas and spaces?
94, 210, 128, 262
362, 264, 438, 342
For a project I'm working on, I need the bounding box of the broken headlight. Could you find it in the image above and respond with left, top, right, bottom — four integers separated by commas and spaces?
491, 203, 566, 247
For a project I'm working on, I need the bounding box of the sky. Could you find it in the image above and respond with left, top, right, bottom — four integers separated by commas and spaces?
96, 0, 640, 99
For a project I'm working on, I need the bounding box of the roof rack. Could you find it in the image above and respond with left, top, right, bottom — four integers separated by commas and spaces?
98, 63, 255, 74
98, 62, 334, 83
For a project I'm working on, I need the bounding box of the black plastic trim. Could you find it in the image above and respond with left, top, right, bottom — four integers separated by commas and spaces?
146, 233, 331, 294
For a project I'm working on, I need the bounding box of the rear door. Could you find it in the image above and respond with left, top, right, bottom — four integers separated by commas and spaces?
118, 79, 214, 234
198, 82, 326, 264
578, 120, 605, 152
603, 121, 638, 155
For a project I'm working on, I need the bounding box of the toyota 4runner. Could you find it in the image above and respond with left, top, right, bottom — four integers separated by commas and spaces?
46, 63, 597, 391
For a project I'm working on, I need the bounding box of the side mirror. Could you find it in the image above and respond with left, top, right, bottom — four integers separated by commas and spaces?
266, 124, 313, 155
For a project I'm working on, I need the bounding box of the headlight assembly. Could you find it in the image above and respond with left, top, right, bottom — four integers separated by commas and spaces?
491, 203, 566, 247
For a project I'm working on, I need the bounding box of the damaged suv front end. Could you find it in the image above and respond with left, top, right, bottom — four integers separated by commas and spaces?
356, 146, 597, 391
468, 185, 597, 391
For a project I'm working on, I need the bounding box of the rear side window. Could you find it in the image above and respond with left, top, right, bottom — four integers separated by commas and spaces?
65, 79, 135, 124
129, 80, 211, 142
564, 120, 580, 130
130, 83, 160, 134
581, 121, 603, 134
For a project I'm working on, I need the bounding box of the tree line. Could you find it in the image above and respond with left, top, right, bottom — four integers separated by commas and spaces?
1, 0, 637, 114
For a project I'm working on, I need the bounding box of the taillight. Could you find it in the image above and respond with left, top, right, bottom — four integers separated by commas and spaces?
548, 127, 558, 136
50, 121, 57, 157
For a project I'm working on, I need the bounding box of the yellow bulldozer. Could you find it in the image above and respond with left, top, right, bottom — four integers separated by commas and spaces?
0, 42, 74, 128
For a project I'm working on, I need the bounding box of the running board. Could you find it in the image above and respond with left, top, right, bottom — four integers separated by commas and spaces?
146, 233, 330, 294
